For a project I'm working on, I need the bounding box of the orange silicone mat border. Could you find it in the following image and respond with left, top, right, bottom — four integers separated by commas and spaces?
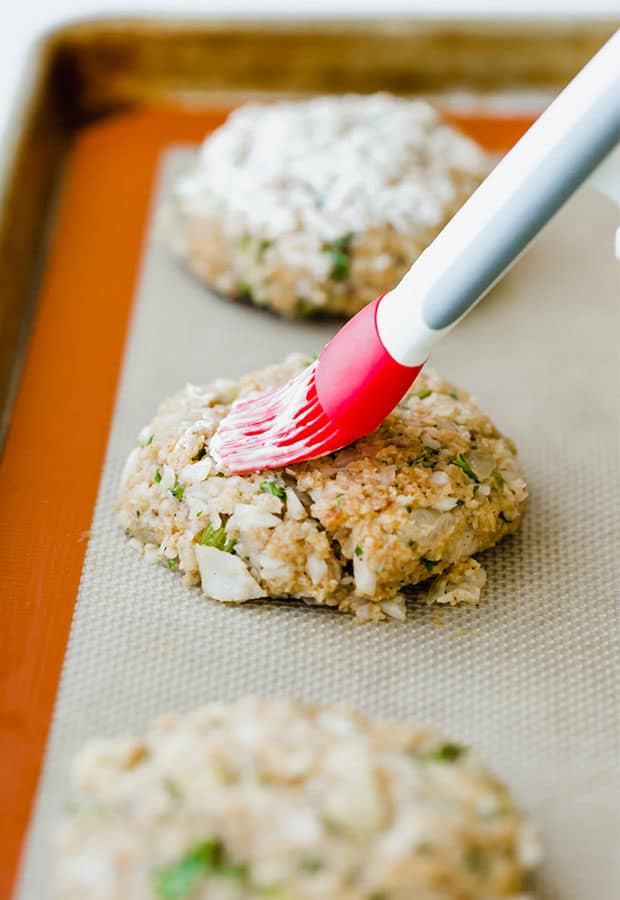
0, 106, 533, 898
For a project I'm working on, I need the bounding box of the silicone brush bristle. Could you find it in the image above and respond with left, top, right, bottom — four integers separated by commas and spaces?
210, 362, 343, 473
212, 298, 424, 472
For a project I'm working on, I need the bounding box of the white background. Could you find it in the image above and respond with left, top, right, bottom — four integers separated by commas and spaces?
1, 1, 618, 151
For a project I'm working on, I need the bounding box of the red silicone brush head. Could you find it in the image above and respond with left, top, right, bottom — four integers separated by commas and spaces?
211, 297, 423, 473
210, 362, 341, 472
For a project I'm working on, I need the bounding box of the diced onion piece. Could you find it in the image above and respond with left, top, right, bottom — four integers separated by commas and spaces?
409, 507, 442, 538
180, 460, 214, 484
195, 544, 265, 602
178, 542, 197, 572
427, 558, 486, 606
432, 496, 458, 512
285, 488, 306, 520
353, 555, 377, 596
307, 554, 328, 586
161, 464, 176, 489
429, 470, 449, 486
377, 465, 396, 487
186, 497, 206, 520
322, 746, 386, 836
227, 503, 281, 532
144, 544, 159, 566
467, 452, 495, 481
257, 555, 293, 581
380, 596, 407, 621
422, 433, 441, 450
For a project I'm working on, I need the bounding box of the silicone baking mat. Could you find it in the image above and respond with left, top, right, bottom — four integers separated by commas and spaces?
9, 115, 620, 900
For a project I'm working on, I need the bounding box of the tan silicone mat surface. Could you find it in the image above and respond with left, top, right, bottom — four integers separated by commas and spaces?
17, 149, 620, 899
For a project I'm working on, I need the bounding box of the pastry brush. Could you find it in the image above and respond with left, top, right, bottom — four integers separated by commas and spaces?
212, 30, 620, 473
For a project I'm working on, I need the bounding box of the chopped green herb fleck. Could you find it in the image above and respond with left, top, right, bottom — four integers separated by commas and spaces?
355, 545, 363, 557
489, 796, 515, 818
492, 471, 505, 491
429, 742, 466, 763
238, 234, 251, 250
463, 847, 489, 877
136, 510, 141, 518
408, 539, 417, 548
450, 453, 479, 483
170, 485, 184, 501
217, 862, 248, 880
145, 434, 154, 445
258, 886, 287, 899
311, 352, 319, 361
196, 510, 202, 517
163, 778, 182, 799
259, 479, 286, 501
299, 858, 323, 874
167, 558, 177, 570
455, 499, 465, 507
296, 298, 317, 317
421, 557, 441, 572
238, 281, 252, 298
499, 511, 512, 523
405, 505, 413, 513
154, 468, 162, 484
412, 447, 440, 468
334, 494, 343, 506
324, 232, 354, 281
155, 843, 212, 897
416, 388, 432, 400
156, 840, 247, 899
448, 390, 458, 400
331, 251, 349, 280
409, 742, 467, 767
198, 524, 235, 554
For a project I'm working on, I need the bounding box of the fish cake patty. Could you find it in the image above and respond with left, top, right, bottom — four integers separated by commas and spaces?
164, 94, 488, 317
55, 697, 540, 899
118, 354, 527, 621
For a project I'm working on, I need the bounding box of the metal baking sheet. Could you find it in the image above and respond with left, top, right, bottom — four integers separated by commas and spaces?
15, 145, 620, 900
2, 14, 619, 899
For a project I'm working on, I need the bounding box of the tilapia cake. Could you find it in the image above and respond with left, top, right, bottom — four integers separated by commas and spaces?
164, 94, 488, 317
118, 354, 527, 621
55, 697, 540, 900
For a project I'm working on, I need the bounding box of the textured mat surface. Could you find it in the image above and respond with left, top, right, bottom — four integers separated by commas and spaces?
18, 149, 620, 900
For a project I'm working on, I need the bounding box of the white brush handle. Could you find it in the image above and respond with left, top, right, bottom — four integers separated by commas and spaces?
377, 29, 620, 367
